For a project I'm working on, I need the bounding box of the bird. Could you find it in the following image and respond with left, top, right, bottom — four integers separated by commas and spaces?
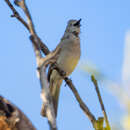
43, 19, 81, 117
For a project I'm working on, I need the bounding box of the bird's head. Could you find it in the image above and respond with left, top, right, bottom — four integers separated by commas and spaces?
65, 19, 81, 36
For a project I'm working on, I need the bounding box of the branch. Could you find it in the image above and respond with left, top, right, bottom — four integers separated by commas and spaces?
14, 0, 36, 35
64, 77, 111, 130
4, 1, 56, 129
4, 0, 50, 55
30, 35, 59, 130
14, 0, 50, 55
91, 75, 111, 130
4, 0, 29, 31
64, 77, 98, 128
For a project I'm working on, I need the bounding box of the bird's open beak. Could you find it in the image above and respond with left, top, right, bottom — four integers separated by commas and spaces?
77, 18, 82, 24
74, 19, 82, 27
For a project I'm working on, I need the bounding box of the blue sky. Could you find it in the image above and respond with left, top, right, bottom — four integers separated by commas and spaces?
0, 0, 130, 129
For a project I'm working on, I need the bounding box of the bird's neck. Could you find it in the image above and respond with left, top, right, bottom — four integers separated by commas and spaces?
62, 32, 80, 40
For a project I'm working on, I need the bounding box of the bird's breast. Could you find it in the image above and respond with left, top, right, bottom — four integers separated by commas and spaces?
57, 39, 80, 76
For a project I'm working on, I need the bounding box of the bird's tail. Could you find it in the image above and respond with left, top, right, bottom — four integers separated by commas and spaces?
41, 74, 62, 117
50, 79, 63, 117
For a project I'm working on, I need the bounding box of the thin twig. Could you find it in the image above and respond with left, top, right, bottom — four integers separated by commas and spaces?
14, 0, 50, 55
4, 0, 29, 31
91, 75, 111, 130
4, 0, 50, 55
64, 77, 97, 128
14, 0, 36, 35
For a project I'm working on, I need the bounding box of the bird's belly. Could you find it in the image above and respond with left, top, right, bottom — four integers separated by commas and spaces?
57, 48, 80, 76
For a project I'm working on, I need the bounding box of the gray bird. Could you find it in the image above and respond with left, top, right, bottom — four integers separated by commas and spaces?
44, 19, 81, 117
